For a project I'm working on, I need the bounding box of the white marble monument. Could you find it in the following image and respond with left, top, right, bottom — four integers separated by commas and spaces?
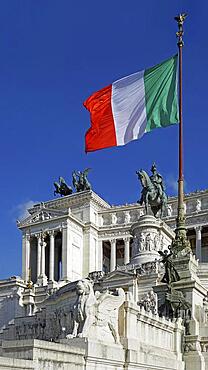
1, 189, 208, 369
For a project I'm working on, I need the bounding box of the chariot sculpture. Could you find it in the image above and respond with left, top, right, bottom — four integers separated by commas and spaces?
54, 168, 92, 197
72, 168, 91, 192
54, 176, 73, 197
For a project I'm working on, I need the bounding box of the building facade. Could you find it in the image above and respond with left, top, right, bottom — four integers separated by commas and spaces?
17, 189, 208, 287
0, 189, 208, 369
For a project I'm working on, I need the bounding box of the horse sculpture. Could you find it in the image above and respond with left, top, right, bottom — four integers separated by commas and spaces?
54, 177, 73, 197
72, 168, 91, 192
137, 169, 167, 217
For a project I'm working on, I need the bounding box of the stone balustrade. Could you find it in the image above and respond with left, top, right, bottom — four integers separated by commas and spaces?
122, 293, 184, 363
100, 193, 208, 227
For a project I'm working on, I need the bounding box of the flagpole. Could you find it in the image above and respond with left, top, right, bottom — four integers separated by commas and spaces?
173, 13, 190, 254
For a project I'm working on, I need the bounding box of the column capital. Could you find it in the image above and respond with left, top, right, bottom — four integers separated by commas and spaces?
23, 233, 31, 241
195, 225, 202, 233
61, 220, 69, 229
34, 232, 41, 239
109, 239, 116, 246
48, 230, 55, 237
124, 236, 130, 244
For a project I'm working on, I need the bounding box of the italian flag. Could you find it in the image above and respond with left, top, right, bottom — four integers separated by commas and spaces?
84, 55, 179, 152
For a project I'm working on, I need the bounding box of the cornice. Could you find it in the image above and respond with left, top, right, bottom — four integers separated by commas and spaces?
28, 190, 110, 214
99, 189, 208, 214
165, 211, 208, 229
18, 209, 85, 230
99, 229, 132, 239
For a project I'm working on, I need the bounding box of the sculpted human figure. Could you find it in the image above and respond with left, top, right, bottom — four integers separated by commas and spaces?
196, 199, 201, 212
111, 213, 117, 225
137, 164, 167, 217
124, 211, 130, 223
72, 168, 92, 192
167, 204, 173, 217
139, 233, 145, 251
158, 248, 180, 284
150, 163, 165, 199
145, 234, 150, 250
154, 234, 161, 251
146, 233, 154, 251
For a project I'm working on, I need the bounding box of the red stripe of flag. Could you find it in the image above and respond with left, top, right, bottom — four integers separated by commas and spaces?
83, 84, 117, 152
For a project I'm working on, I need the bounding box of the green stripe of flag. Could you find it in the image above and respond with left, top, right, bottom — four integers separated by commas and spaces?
144, 54, 179, 133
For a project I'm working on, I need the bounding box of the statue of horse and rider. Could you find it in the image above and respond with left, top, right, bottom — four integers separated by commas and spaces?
137, 163, 167, 217
54, 169, 92, 197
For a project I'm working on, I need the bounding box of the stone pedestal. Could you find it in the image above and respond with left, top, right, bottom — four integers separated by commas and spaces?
61, 338, 124, 370
130, 215, 174, 266
37, 274, 48, 287
184, 336, 206, 370
48, 279, 58, 292
22, 288, 35, 316
171, 255, 207, 336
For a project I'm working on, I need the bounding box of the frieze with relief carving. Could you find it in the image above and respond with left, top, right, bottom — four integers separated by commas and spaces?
132, 231, 163, 256
138, 290, 158, 314
136, 261, 159, 276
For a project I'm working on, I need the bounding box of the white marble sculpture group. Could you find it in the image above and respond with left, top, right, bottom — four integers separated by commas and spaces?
66, 279, 125, 343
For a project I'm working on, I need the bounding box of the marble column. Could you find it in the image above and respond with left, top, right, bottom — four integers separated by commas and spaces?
40, 237, 46, 276
37, 234, 41, 278
98, 240, 103, 271
62, 220, 72, 281
124, 237, 130, 265
49, 230, 55, 281
195, 226, 202, 262
22, 233, 30, 282
110, 239, 116, 272
36, 233, 48, 286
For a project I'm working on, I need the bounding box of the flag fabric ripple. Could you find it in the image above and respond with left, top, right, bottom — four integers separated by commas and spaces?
84, 55, 179, 152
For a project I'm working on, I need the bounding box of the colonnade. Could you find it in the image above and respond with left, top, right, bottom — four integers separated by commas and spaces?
102, 237, 131, 273
102, 227, 208, 271
187, 225, 208, 262
22, 224, 208, 285
22, 228, 66, 284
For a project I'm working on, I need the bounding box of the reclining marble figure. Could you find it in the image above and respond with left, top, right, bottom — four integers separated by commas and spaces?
66, 279, 125, 343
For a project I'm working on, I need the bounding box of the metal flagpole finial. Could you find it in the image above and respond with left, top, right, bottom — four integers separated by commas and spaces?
174, 13, 187, 47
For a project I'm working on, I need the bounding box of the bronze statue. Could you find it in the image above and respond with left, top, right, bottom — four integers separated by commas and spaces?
72, 168, 91, 192
150, 163, 165, 199
136, 163, 167, 217
54, 176, 73, 197
159, 286, 191, 320
158, 248, 180, 285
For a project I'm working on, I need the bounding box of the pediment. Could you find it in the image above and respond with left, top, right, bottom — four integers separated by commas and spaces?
103, 269, 134, 282
17, 207, 67, 227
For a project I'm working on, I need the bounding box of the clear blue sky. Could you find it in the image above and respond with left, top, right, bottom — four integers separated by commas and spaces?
0, 0, 207, 278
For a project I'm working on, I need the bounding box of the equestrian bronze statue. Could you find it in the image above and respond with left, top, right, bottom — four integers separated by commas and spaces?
136, 163, 168, 217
